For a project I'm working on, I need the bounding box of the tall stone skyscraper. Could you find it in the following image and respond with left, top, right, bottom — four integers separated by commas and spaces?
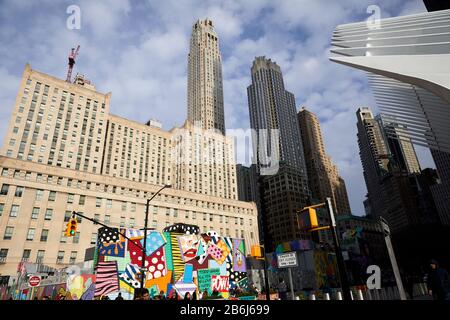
247, 57, 311, 250
187, 19, 225, 135
298, 107, 351, 216
248, 57, 307, 175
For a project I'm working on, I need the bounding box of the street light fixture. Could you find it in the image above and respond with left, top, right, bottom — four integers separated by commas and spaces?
139, 184, 172, 292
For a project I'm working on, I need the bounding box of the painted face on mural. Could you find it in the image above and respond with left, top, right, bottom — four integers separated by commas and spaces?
178, 235, 199, 261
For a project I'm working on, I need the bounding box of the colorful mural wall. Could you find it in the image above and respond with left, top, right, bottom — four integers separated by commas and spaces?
96, 224, 249, 299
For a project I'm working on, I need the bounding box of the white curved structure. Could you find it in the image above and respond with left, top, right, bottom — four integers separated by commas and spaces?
330, 9, 450, 153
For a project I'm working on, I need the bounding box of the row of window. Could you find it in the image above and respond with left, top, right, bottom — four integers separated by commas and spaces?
0, 248, 78, 264
0, 183, 252, 226
2, 226, 80, 243
1, 167, 251, 215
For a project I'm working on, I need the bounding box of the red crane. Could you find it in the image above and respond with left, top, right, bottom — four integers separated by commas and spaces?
66, 45, 80, 83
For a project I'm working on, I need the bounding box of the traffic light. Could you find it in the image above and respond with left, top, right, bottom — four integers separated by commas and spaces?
251, 245, 263, 259
64, 218, 78, 237
297, 207, 319, 231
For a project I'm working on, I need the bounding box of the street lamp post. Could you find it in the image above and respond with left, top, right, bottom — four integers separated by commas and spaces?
139, 184, 171, 292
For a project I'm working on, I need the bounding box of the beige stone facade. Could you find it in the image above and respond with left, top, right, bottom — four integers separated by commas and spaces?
298, 107, 351, 216
0, 156, 258, 277
187, 19, 225, 135
0, 59, 256, 277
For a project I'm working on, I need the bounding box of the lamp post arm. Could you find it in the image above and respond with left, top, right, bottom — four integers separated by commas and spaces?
70, 211, 145, 252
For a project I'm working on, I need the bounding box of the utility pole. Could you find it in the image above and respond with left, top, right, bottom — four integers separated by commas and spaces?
325, 197, 352, 301
380, 217, 407, 300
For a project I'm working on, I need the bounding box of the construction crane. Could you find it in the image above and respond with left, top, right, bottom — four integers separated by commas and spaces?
66, 45, 80, 83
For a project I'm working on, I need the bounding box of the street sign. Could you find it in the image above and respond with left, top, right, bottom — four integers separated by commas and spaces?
277, 252, 298, 268
28, 275, 41, 287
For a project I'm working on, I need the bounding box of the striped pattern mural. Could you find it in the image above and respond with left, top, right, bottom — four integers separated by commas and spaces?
94, 261, 120, 297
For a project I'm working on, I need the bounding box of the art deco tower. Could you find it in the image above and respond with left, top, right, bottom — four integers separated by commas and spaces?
298, 107, 351, 216
187, 19, 225, 135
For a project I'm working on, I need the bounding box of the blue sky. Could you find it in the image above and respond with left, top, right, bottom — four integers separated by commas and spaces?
0, 0, 434, 215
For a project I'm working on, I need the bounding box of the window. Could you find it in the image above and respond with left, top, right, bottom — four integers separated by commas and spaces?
240, 218, 244, 226
185, 211, 189, 219
153, 207, 158, 215
79, 195, 85, 205
96, 197, 102, 208
0, 203, 3, 216
104, 215, 110, 224
15, 186, 24, 197
4, 227, 14, 240
90, 233, 97, 245
120, 216, 125, 227
70, 251, 77, 264
73, 232, 80, 244
241, 230, 244, 238
106, 199, 112, 209
26, 228, 35, 241
131, 202, 136, 212
152, 220, 157, 228
40, 229, 49, 242
0, 249, 8, 260
64, 210, 72, 222
1, 169, 8, 177
173, 209, 178, 218
60, 231, 67, 243
9, 205, 19, 217
25, 172, 31, 180
36, 250, 45, 263
45, 209, 53, 220
94, 214, 100, 223
31, 207, 39, 219
48, 191, 56, 201
57, 251, 65, 264
121, 201, 127, 211
35, 189, 44, 201
68, 194, 74, 204
0, 184, 9, 196
166, 208, 170, 216
22, 249, 31, 261
129, 217, 135, 228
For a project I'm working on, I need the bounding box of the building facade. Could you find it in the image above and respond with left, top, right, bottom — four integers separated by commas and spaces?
298, 107, 351, 216
246, 57, 311, 250
0, 22, 258, 278
0, 156, 259, 277
376, 115, 421, 174
356, 107, 390, 219
187, 19, 225, 135
247, 57, 308, 176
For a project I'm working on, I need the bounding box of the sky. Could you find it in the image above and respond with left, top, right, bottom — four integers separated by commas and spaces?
0, 0, 435, 215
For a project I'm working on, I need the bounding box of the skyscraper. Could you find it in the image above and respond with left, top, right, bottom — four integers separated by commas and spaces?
375, 115, 421, 174
356, 107, 390, 218
298, 107, 351, 216
187, 19, 225, 135
247, 57, 310, 250
247, 57, 308, 175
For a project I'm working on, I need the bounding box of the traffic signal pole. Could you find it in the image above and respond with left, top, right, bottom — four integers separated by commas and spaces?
70, 211, 145, 252
325, 197, 352, 301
